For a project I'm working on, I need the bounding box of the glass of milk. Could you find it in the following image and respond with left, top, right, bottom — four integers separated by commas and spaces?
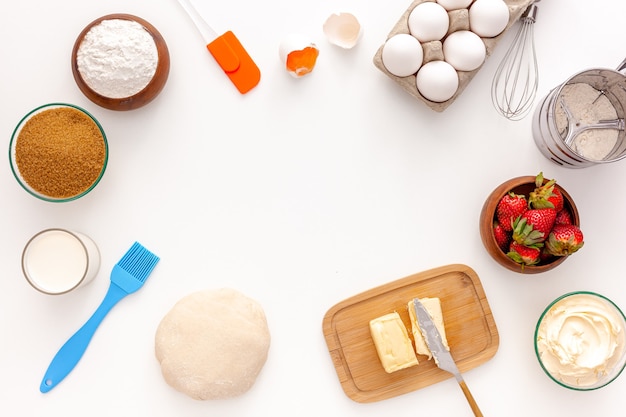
22, 229, 101, 295
532, 58, 626, 168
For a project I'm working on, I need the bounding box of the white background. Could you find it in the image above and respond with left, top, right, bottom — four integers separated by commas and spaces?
2, 0, 626, 415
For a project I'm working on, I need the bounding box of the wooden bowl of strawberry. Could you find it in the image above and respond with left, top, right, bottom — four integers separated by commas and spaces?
479, 173, 583, 274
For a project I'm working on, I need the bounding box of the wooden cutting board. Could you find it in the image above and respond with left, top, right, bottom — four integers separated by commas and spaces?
322, 264, 499, 403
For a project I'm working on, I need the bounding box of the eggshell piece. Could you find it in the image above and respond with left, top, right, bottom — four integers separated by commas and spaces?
323, 12, 362, 49
408, 2, 450, 42
443, 30, 486, 71
415, 60, 459, 102
437, 0, 473, 10
381, 34, 423, 77
469, 0, 510, 38
278, 34, 319, 77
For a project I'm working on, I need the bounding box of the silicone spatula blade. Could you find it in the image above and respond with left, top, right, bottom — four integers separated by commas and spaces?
176, 0, 260, 94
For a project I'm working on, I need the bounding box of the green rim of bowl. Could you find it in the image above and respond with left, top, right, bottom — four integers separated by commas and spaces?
534, 291, 626, 391
9, 103, 109, 202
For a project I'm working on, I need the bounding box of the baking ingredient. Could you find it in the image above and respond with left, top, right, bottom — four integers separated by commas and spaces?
509, 214, 544, 266
469, 0, 510, 38
278, 34, 319, 77
520, 208, 557, 239
492, 173, 585, 267
545, 224, 584, 256
13, 106, 107, 199
155, 288, 270, 400
555, 83, 620, 161
381, 34, 423, 77
555, 208, 573, 225
508, 241, 541, 266
408, 1, 450, 42
495, 192, 527, 231
511, 216, 544, 246
536, 293, 626, 388
76, 19, 158, 98
415, 60, 459, 102
22, 230, 90, 294
323, 12, 362, 49
529, 172, 564, 212
407, 298, 449, 359
442, 30, 486, 71
437, 0, 473, 10
370, 312, 418, 373
493, 221, 511, 252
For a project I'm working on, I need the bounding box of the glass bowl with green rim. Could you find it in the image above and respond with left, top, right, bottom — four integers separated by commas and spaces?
534, 291, 626, 390
9, 103, 108, 202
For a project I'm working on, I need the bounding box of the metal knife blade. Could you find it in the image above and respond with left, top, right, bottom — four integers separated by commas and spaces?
412, 298, 484, 417
412, 298, 460, 378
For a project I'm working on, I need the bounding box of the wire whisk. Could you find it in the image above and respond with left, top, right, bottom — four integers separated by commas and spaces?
491, 1, 541, 121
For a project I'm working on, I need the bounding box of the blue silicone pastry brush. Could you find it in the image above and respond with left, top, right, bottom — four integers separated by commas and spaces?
40, 242, 160, 393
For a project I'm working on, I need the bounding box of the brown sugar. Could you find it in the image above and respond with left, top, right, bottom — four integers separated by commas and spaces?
14, 106, 107, 199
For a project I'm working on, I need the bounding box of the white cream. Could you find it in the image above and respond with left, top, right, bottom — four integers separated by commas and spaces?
536, 293, 626, 388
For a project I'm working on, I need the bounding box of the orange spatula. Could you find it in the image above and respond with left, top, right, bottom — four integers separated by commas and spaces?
176, 0, 260, 94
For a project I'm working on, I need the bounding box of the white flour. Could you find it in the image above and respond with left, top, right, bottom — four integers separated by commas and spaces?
555, 82, 620, 161
76, 19, 158, 99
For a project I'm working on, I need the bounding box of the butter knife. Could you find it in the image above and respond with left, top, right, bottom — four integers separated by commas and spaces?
412, 298, 484, 417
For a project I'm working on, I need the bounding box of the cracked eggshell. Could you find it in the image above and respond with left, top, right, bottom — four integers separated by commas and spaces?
323, 12, 362, 49
278, 34, 320, 78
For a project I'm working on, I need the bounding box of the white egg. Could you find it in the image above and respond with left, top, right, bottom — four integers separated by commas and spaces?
437, 0, 473, 11
415, 60, 459, 102
443, 30, 486, 71
469, 0, 510, 38
408, 2, 450, 42
381, 34, 423, 77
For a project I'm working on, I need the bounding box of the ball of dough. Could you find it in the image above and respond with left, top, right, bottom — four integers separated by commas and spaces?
155, 288, 271, 400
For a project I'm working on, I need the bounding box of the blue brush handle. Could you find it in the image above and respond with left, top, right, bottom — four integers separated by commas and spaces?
40, 283, 128, 393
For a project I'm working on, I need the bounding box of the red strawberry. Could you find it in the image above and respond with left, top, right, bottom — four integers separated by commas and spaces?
520, 208, 556, 240
529, 172, 564, 212
507, 241, 541, 266
554, 208, 573, 225
496, 192, 527, 232
540, 247, 556, 263
545, 224, 585, 256
493, 221, 511, 252
548, 188, 565, 212
511, 216, 544, 246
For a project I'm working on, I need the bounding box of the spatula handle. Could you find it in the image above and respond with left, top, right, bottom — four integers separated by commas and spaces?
458, 380, 484, 417
39, 283, 127, 393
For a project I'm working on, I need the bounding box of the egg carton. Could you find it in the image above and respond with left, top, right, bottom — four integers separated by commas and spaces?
373, 0, 534, 112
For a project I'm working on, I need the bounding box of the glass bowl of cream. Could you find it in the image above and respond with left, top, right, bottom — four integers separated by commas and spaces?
535, 291, 626, 390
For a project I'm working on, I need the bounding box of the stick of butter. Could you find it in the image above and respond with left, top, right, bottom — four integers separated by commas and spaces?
369, 312, 418, 373
407, 297, 450, 359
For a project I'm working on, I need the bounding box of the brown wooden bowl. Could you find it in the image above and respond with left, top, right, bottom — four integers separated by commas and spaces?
71, 14, 170, 111
479, 176, 580, 274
